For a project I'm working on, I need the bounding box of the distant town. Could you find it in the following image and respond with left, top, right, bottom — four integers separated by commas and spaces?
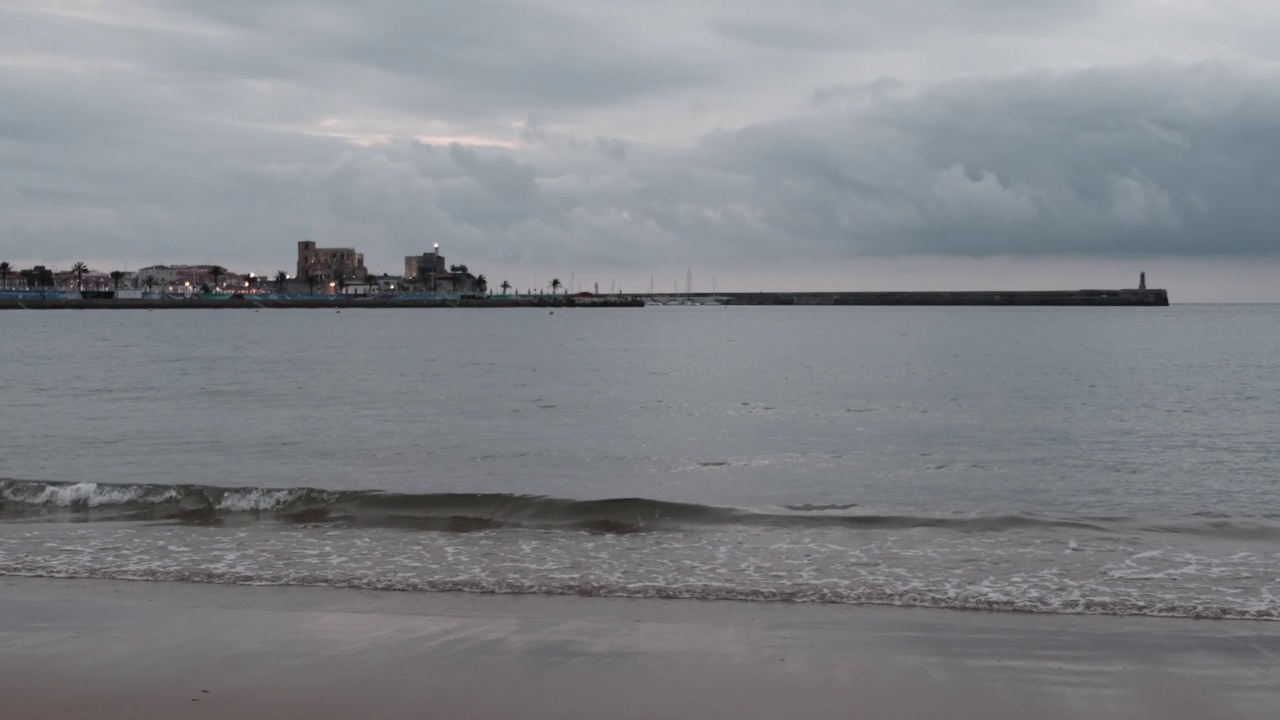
0, 241, 524, 298
0, 242, 1171, 308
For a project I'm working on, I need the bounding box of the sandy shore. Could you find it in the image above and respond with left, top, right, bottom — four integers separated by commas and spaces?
1, 576, 1277, 719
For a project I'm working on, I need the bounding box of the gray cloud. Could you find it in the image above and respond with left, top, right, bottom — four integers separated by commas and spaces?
699, 62, 1280, 257
2, 0, 1280, 284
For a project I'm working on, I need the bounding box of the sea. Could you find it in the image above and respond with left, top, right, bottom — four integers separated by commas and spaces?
1, 305, 1278, 619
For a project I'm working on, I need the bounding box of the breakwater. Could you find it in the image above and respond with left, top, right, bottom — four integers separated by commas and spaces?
716, 289, 1169, 306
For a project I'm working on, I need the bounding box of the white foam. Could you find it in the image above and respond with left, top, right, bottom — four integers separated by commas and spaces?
1, 521, 1277, 621
214, 489, 302, 512
1, 482, 178, 508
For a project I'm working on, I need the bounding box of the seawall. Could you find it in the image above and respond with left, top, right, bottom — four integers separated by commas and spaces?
716, 289, 1169, 306
0, 297, 643, 310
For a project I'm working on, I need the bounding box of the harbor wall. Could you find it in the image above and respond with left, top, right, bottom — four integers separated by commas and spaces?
0, 296, 643, 310
717, 289, 1169, 306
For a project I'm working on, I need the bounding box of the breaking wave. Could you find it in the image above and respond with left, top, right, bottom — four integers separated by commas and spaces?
4, 479, 1280, 539
4, 479, 1280, 621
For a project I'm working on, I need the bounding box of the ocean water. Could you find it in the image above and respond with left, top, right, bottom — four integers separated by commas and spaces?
1, 305, 1278, 618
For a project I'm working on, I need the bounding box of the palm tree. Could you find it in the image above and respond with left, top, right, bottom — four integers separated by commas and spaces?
499, 280, 511, 295
274, 270, 288, 294
71, 262, 89, 291
209, 265, 226, 290
475, 275, 487, 294
0, 261, 10, 289
305, 270, 318, 295
336, 275, 348, 295
142, 275, 157, 292
109, 271, 125, 291
549, 278, 562, 295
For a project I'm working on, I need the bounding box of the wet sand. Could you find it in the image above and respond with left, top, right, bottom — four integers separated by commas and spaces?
1, 576, 1277, 719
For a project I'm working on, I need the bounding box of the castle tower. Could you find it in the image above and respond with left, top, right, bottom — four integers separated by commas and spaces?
297, 240, 317, 278
1139, 272, 1147, 290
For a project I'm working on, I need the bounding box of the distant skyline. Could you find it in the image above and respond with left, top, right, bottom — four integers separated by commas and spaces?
3, 1, 1280, 302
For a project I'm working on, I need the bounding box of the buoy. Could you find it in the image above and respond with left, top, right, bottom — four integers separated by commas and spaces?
549, 311, 554, 315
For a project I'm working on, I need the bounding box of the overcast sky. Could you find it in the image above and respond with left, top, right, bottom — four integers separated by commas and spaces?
2, 1, 1279, 300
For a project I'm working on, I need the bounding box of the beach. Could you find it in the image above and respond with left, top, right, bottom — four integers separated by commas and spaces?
2, 576, 1278, 719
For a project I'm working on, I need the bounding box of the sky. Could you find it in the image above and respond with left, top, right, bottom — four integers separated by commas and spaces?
2, 1, 1279, 301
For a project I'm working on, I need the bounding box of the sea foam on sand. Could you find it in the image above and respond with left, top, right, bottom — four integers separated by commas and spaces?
1, 576, 1278, 720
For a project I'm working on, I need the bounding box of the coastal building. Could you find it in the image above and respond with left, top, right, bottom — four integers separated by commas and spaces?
297, 240, 368, 282
170, 266, 226, 289
54, 270, 112, 290
18, 266, 54, 289
136, 265, 178, 287
404, 244, 447, 281
404, 244, 484, 294
369, 275, 409, 293
332, 279, 380, 296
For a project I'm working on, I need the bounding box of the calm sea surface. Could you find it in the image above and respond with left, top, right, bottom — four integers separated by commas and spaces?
1, 305, 1278, 618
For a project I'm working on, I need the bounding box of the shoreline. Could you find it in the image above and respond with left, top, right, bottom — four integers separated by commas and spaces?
0, 287, 1170, 310
2, 575, 1277, 718
0, 298, 643, 310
